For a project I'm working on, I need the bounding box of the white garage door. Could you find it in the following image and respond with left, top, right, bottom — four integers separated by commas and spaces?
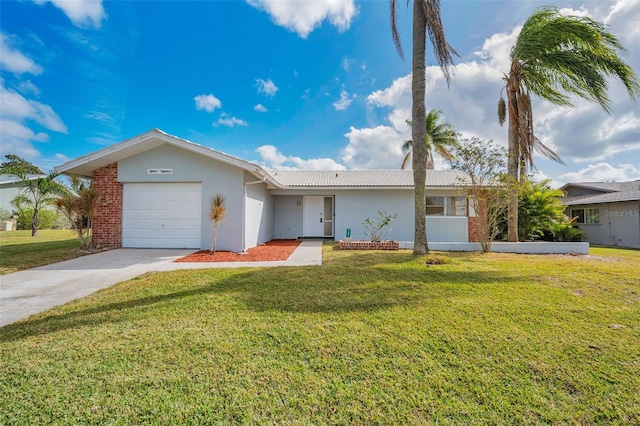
122, 183, 202, 248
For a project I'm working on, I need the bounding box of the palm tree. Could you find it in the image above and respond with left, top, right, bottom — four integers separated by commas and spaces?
390, 0, 457, 255
498, 6, 639, 242
54, 175, 100, 249
11, 171, 67, 236
208, 194, 227, 253
401, 109, 458, 169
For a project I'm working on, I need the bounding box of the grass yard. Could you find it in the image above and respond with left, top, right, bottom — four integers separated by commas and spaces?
1, 244, 639, 423
0, 229, 81, 275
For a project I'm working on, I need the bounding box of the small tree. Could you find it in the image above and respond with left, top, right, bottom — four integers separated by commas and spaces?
448, 137, 514, 252
362, 210, 398, 242
208, 194, 227, 253
0, 154, 44, 175
10, 171, 67, 236
54, 175, 99, 249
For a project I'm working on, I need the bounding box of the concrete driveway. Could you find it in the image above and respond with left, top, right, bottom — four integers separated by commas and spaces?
0, 241, 323, 327
0, 248, 193, 327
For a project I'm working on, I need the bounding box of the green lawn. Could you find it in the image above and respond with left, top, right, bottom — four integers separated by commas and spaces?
0, 229, 81, 274
1, 244, 638, 423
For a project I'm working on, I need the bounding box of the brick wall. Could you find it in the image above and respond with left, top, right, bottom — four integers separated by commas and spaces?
338, 240, 399, 250
92, 163, 122, 248
468, 217, 479, 242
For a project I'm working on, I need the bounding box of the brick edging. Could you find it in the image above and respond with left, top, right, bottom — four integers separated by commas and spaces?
338, 240, 399, 251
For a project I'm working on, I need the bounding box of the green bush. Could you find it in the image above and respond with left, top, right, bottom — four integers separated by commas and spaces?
0, 207, 12, 221
16, 208, 59, 230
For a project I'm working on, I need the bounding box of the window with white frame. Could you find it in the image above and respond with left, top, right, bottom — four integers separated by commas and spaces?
448, 196, 466, 216
426, 196, 466, 216
571, 208, 599, 224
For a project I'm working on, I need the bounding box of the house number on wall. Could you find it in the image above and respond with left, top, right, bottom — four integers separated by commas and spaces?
147, 168, 173, 175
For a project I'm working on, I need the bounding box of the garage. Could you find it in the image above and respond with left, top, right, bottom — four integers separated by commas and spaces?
122, 183, 202, 248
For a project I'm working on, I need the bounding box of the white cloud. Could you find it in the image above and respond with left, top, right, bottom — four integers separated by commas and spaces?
214, 114, 248, 128
256, 145, 346, 170
342, 56, 352, 71
256, 78, 278, 97
557, 163, 640, 184
247, 0, 357, 38
0, 33, 43, 75
34, 0, 106, 28
344, 0, 639, 178
194, 93, 222, 112
0, 119, 48, 160
333, 90, 353, 111
54, 153, 70, 162
254, 103, 268, 112
342, 126, 407, 169
603, 0, 640, 50
17, 80, 41, 96
0, 84, 67, 133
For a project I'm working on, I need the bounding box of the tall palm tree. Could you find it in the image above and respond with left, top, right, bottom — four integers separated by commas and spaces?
11, 172, 67, 236
401, 109, 458, 169
390, 0, 457, 255
498, 6, 639, 242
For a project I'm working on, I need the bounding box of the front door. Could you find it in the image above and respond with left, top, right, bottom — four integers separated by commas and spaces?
303, 196, 333, 237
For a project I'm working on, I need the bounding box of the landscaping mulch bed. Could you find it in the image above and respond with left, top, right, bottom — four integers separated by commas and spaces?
175, 239, 301, 262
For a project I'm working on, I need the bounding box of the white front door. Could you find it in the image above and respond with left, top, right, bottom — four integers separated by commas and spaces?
303, 196, 325, 237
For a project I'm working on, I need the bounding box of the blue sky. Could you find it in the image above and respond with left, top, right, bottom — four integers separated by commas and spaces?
1, 0, 639, 186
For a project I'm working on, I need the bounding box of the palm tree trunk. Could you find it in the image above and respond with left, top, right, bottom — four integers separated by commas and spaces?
211, 224, 218, 254
31, 208, 38, 237
507, 112, 519, 242
412, 0, 428, 255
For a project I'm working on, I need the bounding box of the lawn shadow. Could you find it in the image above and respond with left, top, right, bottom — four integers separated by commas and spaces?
1, 256, 515, 341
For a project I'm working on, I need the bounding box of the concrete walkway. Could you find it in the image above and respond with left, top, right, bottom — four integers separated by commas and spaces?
0, 240, 322, 327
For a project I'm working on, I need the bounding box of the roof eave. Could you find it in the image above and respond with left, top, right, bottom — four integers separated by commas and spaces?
53, 129, 283, 188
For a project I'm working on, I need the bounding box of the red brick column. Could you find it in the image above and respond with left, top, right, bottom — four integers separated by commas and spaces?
468, 217, 479, 242
92, 163, 122, 248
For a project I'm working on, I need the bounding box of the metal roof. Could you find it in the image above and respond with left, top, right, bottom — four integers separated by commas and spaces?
266, 170, 470, 188
563, 191, 640, 205
53, 130, 473, 189
560, 180, 640, 193
562, 180, 640, 205
0, 174, 46, 185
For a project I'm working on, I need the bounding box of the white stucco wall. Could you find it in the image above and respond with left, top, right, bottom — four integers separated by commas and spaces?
0, 184, 22, 212
118, 144, 246, 252
272, 188, 469, 243
244, 172, 274, 249
568, 201, 640, 248
273, 195, 304, 239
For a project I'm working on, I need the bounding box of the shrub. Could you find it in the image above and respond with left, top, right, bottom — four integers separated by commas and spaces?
0, 207, 12, 221
17, 208, 59, 230
362, 210, 398, 242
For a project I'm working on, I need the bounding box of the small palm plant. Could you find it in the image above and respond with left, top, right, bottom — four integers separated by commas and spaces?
208, 194, 227, 253
53, 175, 100, 249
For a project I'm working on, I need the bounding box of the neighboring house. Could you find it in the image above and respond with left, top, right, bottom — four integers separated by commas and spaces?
55, 129, 477, 251
0, 174, 47, 213
561, 180, 640, 249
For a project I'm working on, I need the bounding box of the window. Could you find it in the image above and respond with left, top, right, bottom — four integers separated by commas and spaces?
572, 208, 599, 224
448, 196, 466, 216
426, 196, 444, 215
426, 196, 466, 216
